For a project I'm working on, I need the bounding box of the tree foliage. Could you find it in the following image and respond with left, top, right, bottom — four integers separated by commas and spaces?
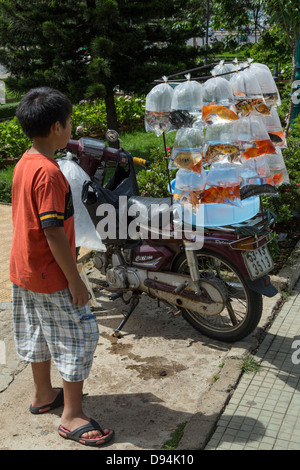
0, 0, 199, 130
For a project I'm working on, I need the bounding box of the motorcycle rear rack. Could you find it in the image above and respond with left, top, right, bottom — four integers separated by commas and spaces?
203, 209, 276, 237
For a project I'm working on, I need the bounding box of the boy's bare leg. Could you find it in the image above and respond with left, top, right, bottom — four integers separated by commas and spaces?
31, 360, 61, 407
61, 380, 108, 439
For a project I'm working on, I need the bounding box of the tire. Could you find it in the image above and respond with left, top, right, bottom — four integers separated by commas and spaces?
172, 249, 263, 342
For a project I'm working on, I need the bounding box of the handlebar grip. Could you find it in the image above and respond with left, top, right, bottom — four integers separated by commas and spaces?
133, 157, 150, 167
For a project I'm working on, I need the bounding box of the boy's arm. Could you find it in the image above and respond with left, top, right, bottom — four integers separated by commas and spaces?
44, 226, 89, 306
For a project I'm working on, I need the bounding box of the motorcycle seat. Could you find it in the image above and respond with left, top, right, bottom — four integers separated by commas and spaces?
127, 195, 173, 229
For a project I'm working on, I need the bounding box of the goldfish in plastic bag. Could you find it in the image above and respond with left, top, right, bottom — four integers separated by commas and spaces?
205, 144, 240, 164
179, 190, 202, 211
235, 99, 253, 117
272, 172, 283, 186
242, 139, 276, 159
202, 102, 238, 123
201, 184, 241, 206
268, 131, 287, 147
235, 99, 269, 117
145, 110, 171, 135
253, 99, 270, 115
173, 151, 203, 174
263, 92, 280, 108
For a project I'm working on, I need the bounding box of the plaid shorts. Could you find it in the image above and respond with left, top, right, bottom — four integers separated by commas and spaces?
12, 283, 99, 382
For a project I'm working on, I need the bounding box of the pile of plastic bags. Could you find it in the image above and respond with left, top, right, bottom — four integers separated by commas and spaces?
145, 60, 289, 212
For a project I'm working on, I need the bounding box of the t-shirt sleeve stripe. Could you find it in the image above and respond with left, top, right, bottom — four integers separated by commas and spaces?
39, 211, 64, 228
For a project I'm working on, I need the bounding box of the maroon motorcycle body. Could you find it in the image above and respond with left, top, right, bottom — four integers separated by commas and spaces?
67, 136, 277, 342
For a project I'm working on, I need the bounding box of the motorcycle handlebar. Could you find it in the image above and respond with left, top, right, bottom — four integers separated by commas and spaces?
66, 137, 149, 168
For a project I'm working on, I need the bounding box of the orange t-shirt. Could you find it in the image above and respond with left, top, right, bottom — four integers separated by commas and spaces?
10, 151, 76, 293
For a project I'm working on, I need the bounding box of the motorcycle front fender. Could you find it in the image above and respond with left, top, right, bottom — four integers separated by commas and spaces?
246, 275, 278, 298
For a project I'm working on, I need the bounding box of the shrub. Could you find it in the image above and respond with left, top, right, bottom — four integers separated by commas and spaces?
0, 165, 14, 203
0, 117, 31, 161
116, 95, 145, 133
136, 147, 176, 198
262, 136, 300, 223
72, 94, 145, 138
71, 99, 107, 137
0, 102, 19, 120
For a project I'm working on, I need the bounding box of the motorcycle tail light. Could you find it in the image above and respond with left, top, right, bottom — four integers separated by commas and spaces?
231, 236, 262, 250
231, 233, 270, 250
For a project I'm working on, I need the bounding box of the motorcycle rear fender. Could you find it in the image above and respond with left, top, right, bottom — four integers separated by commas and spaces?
246, 275, 278, 298
202, 241, 250, 277
199, 241, 278, 297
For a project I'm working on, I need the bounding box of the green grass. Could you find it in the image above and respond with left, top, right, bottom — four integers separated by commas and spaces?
239, 355, 261, 374
103, 129, 175, 184
120, 128, 175, 162
161, 422, 187, 450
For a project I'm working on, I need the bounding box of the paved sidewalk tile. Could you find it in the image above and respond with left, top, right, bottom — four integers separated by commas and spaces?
206, 279, 300, 450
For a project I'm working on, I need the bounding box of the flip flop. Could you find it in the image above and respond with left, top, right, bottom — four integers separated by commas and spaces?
29, 388, 64, 414
58, 418, 114, 447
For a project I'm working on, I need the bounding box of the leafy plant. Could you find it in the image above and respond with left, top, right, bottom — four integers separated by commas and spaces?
239, 355, 261, 374
0, 102, 19, 120
71, 95, 145, 138
0, 117, 30, 161
71, 99, 107, 138
136, 147, 177, 198
115, 95, 145, 133
0, 165, 14, 203
262, 136, 300, 223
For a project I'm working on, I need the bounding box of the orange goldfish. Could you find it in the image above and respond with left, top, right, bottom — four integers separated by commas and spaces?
205, 144, 240, 164
173, 152, 202, 171
202, 102, 238, 122
201, 186, 220, 204
235, 98, 269, 117
243, 139, 276, 159
189, 190, 201, 206
179, 190, 202, 210
191, 159, 203, 174
252, 99, 270, 115
272, 172, 283, 186
235, 99, 253, 117
201, 184, 240, 205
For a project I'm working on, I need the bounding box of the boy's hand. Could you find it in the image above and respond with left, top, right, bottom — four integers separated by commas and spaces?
68, 277, 90, 306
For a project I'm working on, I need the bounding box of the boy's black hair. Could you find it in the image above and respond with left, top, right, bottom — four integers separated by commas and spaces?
16, 87, 72, 139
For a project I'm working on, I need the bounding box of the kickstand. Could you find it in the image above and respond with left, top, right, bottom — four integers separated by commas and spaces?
113, 293, 140, 337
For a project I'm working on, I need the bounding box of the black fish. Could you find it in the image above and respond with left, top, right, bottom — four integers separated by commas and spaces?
240, 184, 278, 200
268, 132, 283, 144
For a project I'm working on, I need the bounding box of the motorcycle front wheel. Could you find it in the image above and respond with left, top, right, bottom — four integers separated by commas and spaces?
172, 249, 263, 342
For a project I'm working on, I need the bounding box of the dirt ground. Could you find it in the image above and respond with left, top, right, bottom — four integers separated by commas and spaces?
0, 264, 283, 451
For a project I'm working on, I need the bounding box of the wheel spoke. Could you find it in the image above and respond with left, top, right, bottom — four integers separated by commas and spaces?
225, 299, 238, 326
178, 253, 248, 333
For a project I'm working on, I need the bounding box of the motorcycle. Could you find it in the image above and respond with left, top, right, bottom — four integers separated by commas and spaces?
65, 131, 278, 343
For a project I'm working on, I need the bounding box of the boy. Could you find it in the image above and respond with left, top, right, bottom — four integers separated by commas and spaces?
10, 87, 114, 447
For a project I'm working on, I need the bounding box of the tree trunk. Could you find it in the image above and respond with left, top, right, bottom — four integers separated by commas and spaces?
105, 87, 119, 147
284, 37, 297, 137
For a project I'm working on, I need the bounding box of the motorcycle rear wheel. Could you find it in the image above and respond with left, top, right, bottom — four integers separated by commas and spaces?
173, 249, 263, 342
